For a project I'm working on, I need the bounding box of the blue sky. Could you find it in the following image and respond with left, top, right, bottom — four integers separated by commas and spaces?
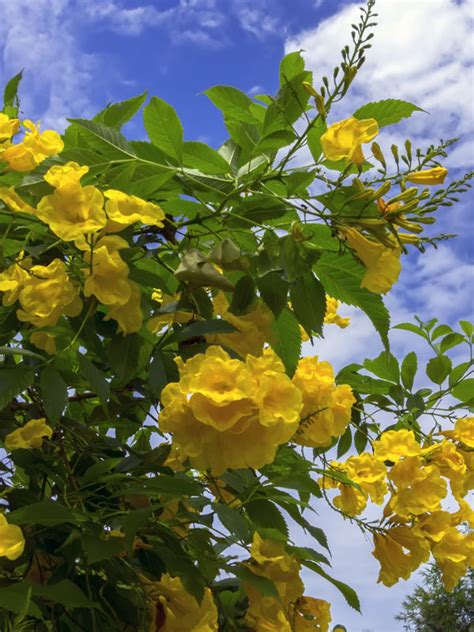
1, 1, 473, 630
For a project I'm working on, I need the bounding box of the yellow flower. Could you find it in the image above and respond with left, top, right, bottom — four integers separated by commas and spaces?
16, 259, 82, 328
342, 226, 401, 294
406, 167, 448, 185
373, 429, 421, 463
0, 186, 36, 215
0, 113, 20, 145
372, 526, 430, 586
36, 163, 106, 241
140, 573, 218, 632
2, 120, 63, 171
159, 347, 299, 474
333, 484, 368, 517
324, 297, 350, 328
0, 514, 25, 560
389, 458, 447, 516
452, 498, 474, 528
448, 417, 474, 448
104, 189, 165, 232
30, 331, 56, 355
413, 511, 452, 544
83, 236, 131, 306
345, 453, 388, 504
208, 292, 274, 358
321, 117, 379, 164
293, 597, 332, 632
104, 279, 143, 335
0, 255, 32, 306
432, 528, 474, 592
5, 418, 53, 451
428, 440, 466, 498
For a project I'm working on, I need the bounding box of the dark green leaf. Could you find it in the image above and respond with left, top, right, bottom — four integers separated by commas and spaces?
174, 319, 237, 342
40, 366, 68, 425
143, 96, 184, 160
246, 499, 289, 537
353, 99, 424, 128
233, 567, 279, 599
270, 308, 301, 377
214, 504, 251, 543
290, 273, 326, 337
230, 276, 256, 315
0, 583, 42, 618
0, 367, 34, 411
306, 562, 361, 611
32, 580, 100, 609
149, 351, 168, 398
257, 271, 289, 317
336, 427, 352, 458
426, 355, 452, 385
77, 353, 110, 407
8, 500, 84, 526
401, 352, 418, 390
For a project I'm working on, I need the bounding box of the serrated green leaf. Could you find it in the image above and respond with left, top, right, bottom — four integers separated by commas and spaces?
234, 567, 279, 599
279, 51, 305, 84
246, 499, 289, 538
270, 307, 301, 377
183, 141, 231, 174
353, 99, 424, 128
401, 351, 418, 390
8, 500, 85, 526
0, 367, 34, 411
290, 273, 326, 337
144, 96, 183, 161
67, 118, 137, 161
93, 91, 147, 129
316, 252, 390, 348
205, 85, 258, 124
364, 351, 399, 383
426, 355, 452, 385
3, 71, 23, 110
257, 270, 289, 317
230, 276, 256, 315
451, 379, 474, 404
40, 366, 68, 425
306, 562, 361, 612
214, 504, 252, 542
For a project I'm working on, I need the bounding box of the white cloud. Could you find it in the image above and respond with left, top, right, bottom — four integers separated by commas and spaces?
285, 0, 474, 167
231, 0, 283, 38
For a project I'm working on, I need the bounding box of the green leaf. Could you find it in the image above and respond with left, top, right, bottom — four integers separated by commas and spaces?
143, 96, 184, 160
401, 351, 418, 390
451, 379, 474, 404
459, 320, 473, 338
353, 99, 425, 128
93, 91, 147, 129
118, 474, 203, 497
173, 319, 237, 342
32, 580, 99, 609
290, 273, 326, 337
276, 70, 312, 124
204, 85, 258, 123
307, 119, 327, 162
426, 355, 452, 385
3, 71, 23, 110
394, 322, 429, 339
40, 366, 68, 425
8, 500, 84, 526
257, 271, 289, 317
279, 51, 305, 84
107, 334, 142, 385
270, 308, 301, 377
230, 276, 256, 315
246, 499, 289, 538
364, 351, 399, 383
182, 141, 230, 174
0, 584, 42, 618
214, 504, 251, 543
431, 324, 452, 340
316, 252, 390, 348
439, 332, 464, 353
354, 427, 368, 453
449, 362, 470, 388
306, 562, 361, 612
67, 118, 137, 161
233, 567, 279, 599
77, 353, 110, 407
336, 426, 352, 458
82, 534, 127, 564
148, 351, 168, 398
0, 367, 34, 411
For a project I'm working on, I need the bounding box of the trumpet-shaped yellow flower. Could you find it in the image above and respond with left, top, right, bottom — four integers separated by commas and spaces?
324, 297, 350, 328
104, 279, 143, 335
428, 440, 467, 498
0, 514, 25, 561
406, 167, 448, 185
0, 255, 32, 306
141, 573, 218, 632
373, 429, 421, 463
159, 346, 301, 474
372, 526, 430, 586
104, 189, 165, 232
5, 418, 53, 451
0, 113, 20, 145
342, 226, 401, 294
321, 117, 379, 164
292, 597, 332, 632
2, 120, 63, 171
345, 453, 388, 504
432, 528, 474, 592
36, 162, 106, 241
83, 236, 131, 306
446, 417, 474, 448
0, 186, 36, 215
16, 259, 82, 328
389, 458, 447, 516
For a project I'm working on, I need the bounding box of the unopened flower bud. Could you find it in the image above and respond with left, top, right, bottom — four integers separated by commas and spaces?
371, 141, 386, 167
373, 182, 391, 199
398, 232, 421, 244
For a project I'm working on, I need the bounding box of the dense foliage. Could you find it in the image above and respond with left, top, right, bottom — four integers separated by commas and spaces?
396, 564, 474, 632
0, 1, 472, 630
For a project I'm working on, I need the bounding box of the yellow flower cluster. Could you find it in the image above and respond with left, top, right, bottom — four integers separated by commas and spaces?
208, 292, 275, 358
140, 573, 218, 632
0, 161, 166, 341
0, 115, 63, 171
4, 418, 53, 451
159, 346, 303, 474
292, 357, 355, 448
0, 514, 25, 561
322, 425, 474, 592
244, 533, 331, 632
